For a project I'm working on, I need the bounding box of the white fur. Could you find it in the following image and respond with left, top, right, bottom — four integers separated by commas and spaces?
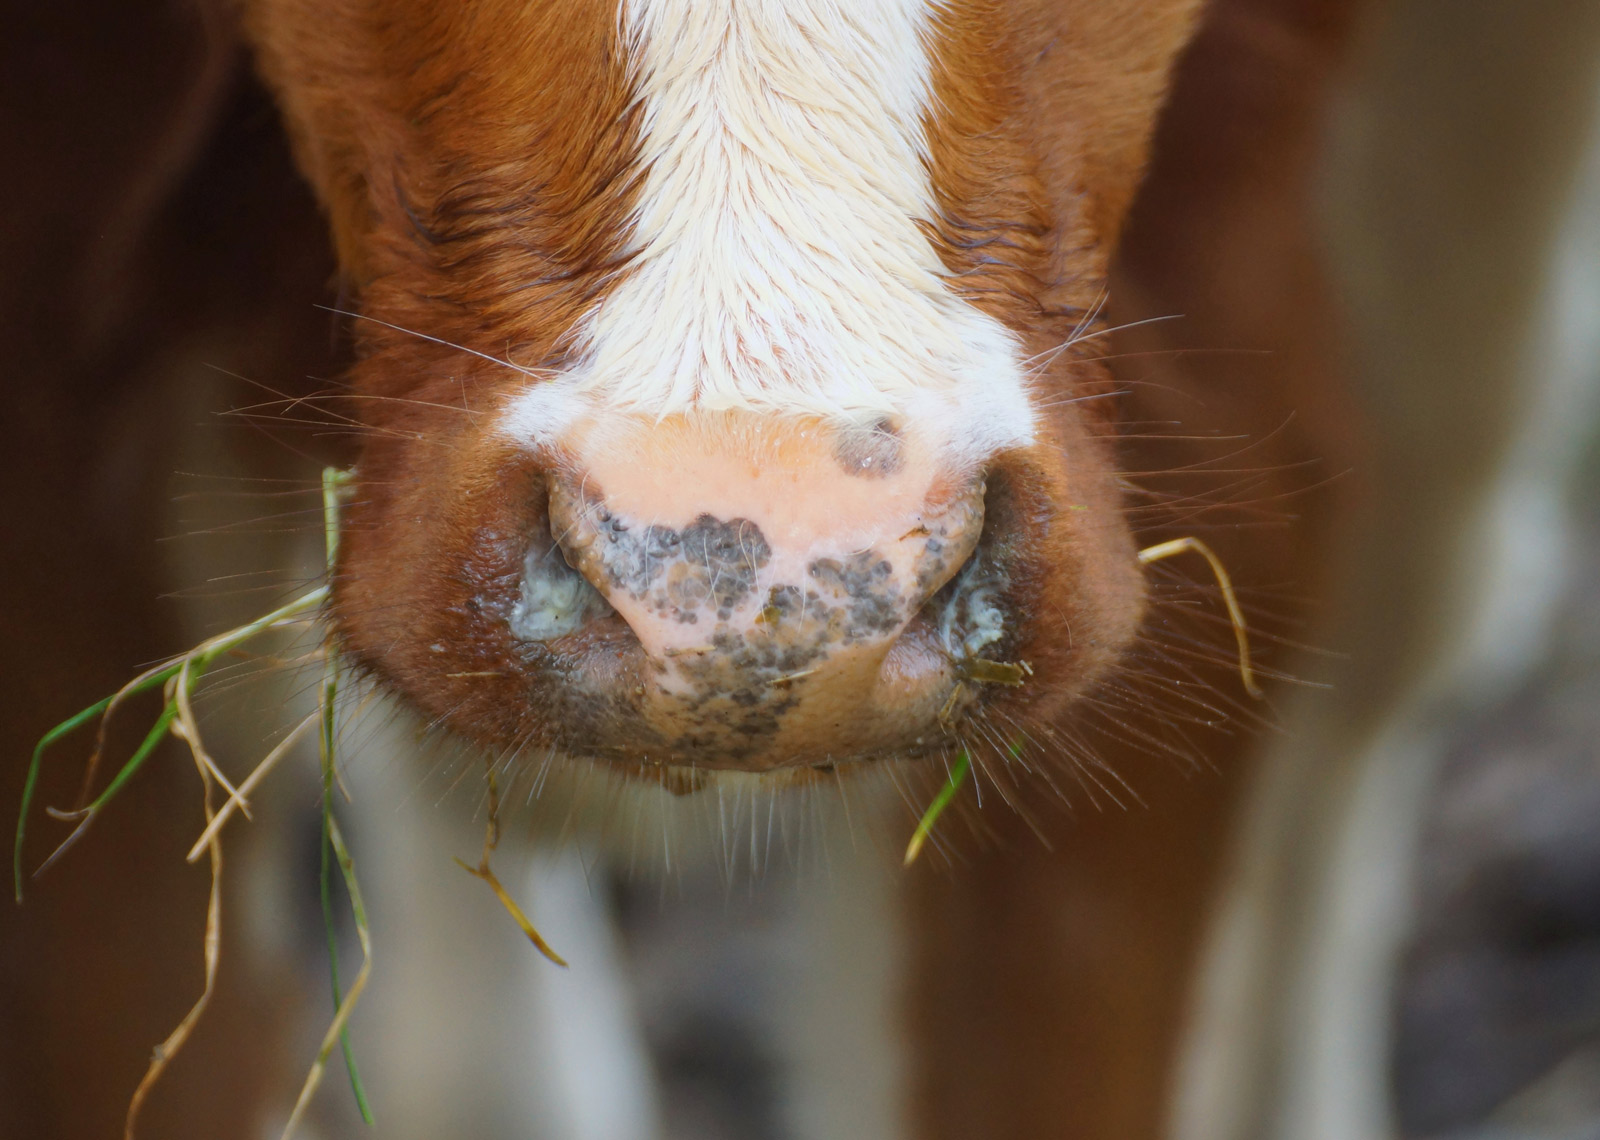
499, 0, 1035, 465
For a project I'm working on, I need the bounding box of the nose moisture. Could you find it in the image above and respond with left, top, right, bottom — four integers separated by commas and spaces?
509, 544, 613, 641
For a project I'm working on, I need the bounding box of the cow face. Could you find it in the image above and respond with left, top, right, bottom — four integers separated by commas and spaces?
243, 0, 1207, 777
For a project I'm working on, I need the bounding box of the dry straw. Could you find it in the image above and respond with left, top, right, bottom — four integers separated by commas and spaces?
14, 468, 372, 1139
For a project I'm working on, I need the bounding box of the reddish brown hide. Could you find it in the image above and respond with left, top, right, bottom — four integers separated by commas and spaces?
0, 0, 1364, 1138
239, 0, 1189, 778
907, 3, 1366, 1137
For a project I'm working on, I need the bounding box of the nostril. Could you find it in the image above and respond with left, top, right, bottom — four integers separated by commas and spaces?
935, 552, 1008, 660
921, 476, 1015, 663
508, 536, 615, 643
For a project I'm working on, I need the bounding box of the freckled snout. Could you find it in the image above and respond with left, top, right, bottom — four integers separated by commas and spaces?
517, 415, 989, 768
336, 412, 1143, 780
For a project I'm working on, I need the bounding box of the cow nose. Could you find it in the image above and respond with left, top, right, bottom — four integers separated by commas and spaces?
548, 483, 983, 654
518, 417, 989, 766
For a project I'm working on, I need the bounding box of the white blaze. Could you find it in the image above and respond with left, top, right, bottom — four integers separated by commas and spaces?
501, 0, 1035, 463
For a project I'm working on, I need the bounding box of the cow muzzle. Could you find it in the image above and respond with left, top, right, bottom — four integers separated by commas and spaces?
509, 414, 991, 769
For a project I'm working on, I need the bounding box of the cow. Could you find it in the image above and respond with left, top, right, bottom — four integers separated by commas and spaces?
227, 2, 1332, 1131
6, 1, 1600, 1138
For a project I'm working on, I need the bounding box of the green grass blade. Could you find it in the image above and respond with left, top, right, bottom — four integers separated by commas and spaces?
326, 808, 373, 1124
15, 659, 191, 902
315, 464, 370, 1122
903, 751, 973, 866
322, 466, 351, 566
283, 814, 374, 1140
82, 703, 180, 816
318, 777, 372, 1121
191, 587, 328, 671
14, 697, 111, 902
32, 703, 180, 884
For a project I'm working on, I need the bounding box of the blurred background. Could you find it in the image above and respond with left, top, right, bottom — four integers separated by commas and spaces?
1168, 4, 1600, 1138
2, 1, 1599, 1138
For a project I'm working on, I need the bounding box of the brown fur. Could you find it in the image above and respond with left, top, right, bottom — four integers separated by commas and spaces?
241, 10, 1324, 1135
1, 0, 1373, 1136
239, 0, 1184, 780
906, 4, 1368, 1137
244, 0, 656, 765
919, 4, 1149, 763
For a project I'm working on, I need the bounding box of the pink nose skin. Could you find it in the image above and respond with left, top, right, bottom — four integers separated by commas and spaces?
527, 414, 991, 768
